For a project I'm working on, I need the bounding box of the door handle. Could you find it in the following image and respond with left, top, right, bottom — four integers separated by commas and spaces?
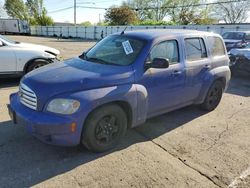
172, 70, 182, 76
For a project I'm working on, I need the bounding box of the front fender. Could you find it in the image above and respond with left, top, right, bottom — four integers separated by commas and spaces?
16, 50, 56, 71
71, 84, 149, 128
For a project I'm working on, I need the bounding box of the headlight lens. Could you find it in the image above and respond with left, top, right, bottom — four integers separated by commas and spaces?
47, 99, 80, 114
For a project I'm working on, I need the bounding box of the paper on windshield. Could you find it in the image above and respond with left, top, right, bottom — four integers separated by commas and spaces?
122, 40, 134, 55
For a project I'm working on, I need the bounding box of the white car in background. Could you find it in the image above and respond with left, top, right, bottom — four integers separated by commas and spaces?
0, 35, 60, 76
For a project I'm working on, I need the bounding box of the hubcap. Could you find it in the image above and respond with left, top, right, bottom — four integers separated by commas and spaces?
33, 64, 44, 70
95, 115, 119, 144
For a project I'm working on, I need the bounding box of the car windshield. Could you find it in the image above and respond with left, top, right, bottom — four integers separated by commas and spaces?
222, 32, 245, 40
82, 35, 145, 66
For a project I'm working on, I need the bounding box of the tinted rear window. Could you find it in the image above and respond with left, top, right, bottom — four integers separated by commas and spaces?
222, 32, 245, 40
245, 34, 250, 40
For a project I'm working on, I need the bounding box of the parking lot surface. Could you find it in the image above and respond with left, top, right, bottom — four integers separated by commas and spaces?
0, 36, 250, 188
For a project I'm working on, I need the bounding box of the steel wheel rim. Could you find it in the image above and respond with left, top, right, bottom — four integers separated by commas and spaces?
33, 64, 44, 70
208, 86, 220, 106
95, 115, 119, 144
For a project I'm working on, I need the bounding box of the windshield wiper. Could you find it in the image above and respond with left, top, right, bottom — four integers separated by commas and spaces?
86, 57, 120, 66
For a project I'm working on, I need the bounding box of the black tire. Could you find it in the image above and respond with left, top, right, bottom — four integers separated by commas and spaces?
200, 81, 224, 111
81, 104, 127, 152
26, 59, 49, 73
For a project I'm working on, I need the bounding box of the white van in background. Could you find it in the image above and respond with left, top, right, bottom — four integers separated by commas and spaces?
0, 19, 30, 35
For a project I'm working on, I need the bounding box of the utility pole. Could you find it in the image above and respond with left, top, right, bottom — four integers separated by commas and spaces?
99, 14, 101, 23
156, 0, 159, 21
74, 0, 76, 26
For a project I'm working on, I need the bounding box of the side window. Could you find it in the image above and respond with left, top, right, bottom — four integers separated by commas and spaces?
150, 40, 179, 65
207, 36, 226, 56
185, 38, 207, 61
245, 34, 250, 40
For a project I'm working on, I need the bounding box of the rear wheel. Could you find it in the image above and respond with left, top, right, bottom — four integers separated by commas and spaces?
26, 59, 49, 73
200, 81, 223, 111
81, 104, 127, 152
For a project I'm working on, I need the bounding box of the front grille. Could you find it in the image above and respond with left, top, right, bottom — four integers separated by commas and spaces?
19, 83, 37, 110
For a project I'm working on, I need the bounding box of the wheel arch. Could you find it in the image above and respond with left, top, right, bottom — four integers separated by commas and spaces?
23, 58, 51, 73
195, 76, 227, 104
83, 100, 133, 130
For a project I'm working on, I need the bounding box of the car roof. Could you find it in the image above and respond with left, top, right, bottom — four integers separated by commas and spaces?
119, 29, 218, 41
223, 31, 250, 34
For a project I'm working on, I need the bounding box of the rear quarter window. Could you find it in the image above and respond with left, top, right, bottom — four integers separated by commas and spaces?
245, 34, 250, 40
207, 36, 226, 57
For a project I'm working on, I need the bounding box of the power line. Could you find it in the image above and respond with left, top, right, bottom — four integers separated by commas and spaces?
48, 0, 247, 14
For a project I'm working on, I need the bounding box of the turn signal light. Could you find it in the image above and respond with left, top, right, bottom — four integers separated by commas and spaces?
71, 122, 77, 133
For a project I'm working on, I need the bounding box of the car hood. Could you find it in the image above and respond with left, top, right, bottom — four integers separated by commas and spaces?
229, 48, 250, 60
15, 42, 60, 55
22, 57, 134, 109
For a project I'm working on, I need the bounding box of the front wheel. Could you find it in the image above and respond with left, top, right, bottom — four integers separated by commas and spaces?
200, 81, 224, 111
26, 59, 49, 73
81, 104, 127, 152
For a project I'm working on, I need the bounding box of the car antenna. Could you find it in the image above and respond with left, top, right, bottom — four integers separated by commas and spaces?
120, 26, 127, 35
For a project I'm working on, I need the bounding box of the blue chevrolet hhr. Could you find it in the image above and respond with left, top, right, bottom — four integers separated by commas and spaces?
8, 30, 231, 152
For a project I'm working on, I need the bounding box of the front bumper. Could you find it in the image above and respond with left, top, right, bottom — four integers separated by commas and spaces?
8, 93, 81, 146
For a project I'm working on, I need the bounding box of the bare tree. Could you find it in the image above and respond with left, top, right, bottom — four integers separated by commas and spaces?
167, 0, 203, 25
215, 0, 250, 23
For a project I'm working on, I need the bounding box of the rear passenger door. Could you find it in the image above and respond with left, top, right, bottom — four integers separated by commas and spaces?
184, 37, 211, 102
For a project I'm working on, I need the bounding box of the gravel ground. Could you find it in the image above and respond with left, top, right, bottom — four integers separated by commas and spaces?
0, 36, 250, 188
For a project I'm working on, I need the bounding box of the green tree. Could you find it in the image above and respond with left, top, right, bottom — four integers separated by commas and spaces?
167, 0, 199, 25
35, 8, 53, 25
80, 21, 92, 26
26, 0, 53, 25
105, 6, 139, 25
4, 0, 29, 20
138, 20, 175, 25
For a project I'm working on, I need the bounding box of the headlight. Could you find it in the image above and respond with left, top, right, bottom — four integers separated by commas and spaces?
47, 99, 80, 115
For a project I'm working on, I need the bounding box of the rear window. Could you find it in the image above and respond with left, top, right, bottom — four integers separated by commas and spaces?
222, 32, 245, 40
185, 38, 207, 61
245, 34, 250, 40
207, 36, 225, 56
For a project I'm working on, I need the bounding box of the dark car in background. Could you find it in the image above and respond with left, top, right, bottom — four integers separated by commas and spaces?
222, 31, 250, 51
229, 43, 250, 76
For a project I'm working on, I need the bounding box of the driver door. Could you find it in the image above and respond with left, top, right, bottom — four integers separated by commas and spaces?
0, 41, 17, 73
139, 39, 186, 116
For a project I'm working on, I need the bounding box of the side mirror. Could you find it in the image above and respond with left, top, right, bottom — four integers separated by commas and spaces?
0, 41, 3, 46
146, 58, 169, 69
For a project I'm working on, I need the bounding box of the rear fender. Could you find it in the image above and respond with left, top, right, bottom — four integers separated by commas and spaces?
195, 66, 231, 104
